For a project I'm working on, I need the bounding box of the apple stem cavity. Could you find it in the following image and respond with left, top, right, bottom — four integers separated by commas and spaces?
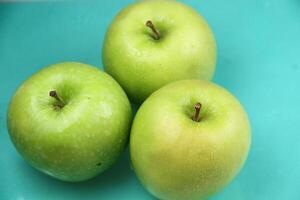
146, 20, 161, 40
49, 90, 65, 108
193, 103, 202, 122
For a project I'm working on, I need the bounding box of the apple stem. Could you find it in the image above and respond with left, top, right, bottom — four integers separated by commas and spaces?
193, 103, 202, 122
49, 90, 64, 108
146, 20, 160, 40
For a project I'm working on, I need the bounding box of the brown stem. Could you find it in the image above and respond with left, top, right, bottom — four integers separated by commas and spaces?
146, 20, 161, 40
49, 90, 64, 107
192, 103, 202, 122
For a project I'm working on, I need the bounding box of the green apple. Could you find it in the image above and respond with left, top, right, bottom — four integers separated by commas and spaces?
130, 80, 251, 200
7, 62, 132, 182
103, 0, 216, 103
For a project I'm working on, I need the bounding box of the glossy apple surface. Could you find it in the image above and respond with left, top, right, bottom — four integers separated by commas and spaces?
130, 80, 251, 200
103, 0, 216, 103
7, 62, 132, 182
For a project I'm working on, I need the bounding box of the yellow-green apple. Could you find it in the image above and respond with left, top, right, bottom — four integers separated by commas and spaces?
130, 80, 251, 200
103, 0, 216, 103
7, 62, 132, 182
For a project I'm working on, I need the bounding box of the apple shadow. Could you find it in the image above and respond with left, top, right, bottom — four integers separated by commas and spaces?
6, 99, 152, 199
70, 148, 133, 193
16, 147, 139, 199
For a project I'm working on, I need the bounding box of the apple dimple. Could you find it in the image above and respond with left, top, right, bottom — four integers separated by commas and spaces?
48, 81, 80, 111
49, 90, 65, 110
183, 101, 208, 123
144, 19, 170, 42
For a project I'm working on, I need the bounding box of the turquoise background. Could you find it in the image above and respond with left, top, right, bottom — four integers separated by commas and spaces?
1, 0, 300, 199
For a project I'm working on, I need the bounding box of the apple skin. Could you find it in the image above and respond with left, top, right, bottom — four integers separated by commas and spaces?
103, 0, 216, 104
130, 80, 251, 200
7, 62, 132, 182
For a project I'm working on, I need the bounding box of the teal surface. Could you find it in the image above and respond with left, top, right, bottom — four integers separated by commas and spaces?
0, 0, 299, 199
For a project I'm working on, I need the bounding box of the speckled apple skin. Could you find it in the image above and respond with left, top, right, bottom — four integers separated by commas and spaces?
130, 80, 251, 200
103, 0, 216, 104
7, 62, 132, 182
